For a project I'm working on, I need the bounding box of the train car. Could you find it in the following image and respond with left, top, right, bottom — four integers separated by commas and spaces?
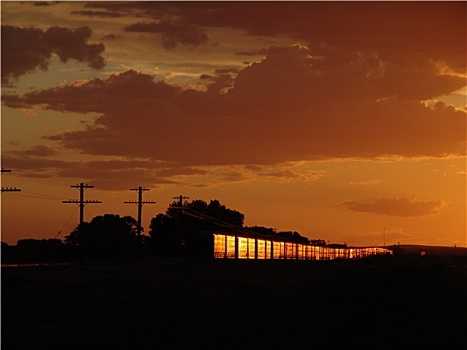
212, 231, 392, 261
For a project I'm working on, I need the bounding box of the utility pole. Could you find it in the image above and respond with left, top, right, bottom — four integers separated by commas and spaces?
172, 195, 190, 255
63, 183, 101, 267
124, 187, 156, 259
1, 168, 21, 193
63, 183, 101, 226
173, 194, 190, 207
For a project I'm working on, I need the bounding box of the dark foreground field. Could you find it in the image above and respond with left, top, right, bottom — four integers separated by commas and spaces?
2, 256, 467, 349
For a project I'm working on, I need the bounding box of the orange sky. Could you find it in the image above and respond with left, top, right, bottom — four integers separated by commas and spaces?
1, 1, 466, 247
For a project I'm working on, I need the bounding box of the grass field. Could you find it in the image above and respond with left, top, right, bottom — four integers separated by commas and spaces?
2, 255, 467, 349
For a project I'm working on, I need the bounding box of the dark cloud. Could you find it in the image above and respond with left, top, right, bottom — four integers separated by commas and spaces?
202, 69, 238, 94
124, 20, 208, 49
33, 2, 51, 6
102, 34, 121, 41
1, 25, 105, 84
70, 10, 125, 18
236, 48, 269, 56
3, 69, 179, 113
3, 45, 466, 166
1, 153, 184, 191
9, 145, 58, 157
43, 26, 105, 69
339, 197, 448, 217
94, 2, 466, 72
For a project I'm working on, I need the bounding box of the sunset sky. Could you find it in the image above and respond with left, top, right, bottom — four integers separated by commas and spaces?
1, 1, 466, 247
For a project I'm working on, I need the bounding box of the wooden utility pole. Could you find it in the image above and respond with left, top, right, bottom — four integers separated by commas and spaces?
63, 183, 101, 267
124, 187, 156, 259
63, 183, 101, 226
173, 194, 190, 207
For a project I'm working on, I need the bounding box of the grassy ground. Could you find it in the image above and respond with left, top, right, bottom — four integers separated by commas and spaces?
2, 256, 467, 349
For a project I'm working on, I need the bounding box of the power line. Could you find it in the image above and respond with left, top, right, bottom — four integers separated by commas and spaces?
84, 206, 96, 223
18, 190, 63, 200
180, 207, 261, 237
56, 206, 79, 238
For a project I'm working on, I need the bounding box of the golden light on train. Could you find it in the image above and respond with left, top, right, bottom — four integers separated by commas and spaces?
213, 233, 392, 260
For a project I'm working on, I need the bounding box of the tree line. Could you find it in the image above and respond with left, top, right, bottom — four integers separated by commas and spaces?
1, 199, 316, 263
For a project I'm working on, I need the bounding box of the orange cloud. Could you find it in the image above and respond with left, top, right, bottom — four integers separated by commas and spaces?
0, 155, 188, 190
349, 179, 381, 186
9, 145, 58, 157
3, 45, 465, 168
339, 196, 448, 217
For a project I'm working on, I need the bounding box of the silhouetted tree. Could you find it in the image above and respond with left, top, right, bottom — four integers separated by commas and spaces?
1, 241, 10, 262
245, 226, 277, 236
205, 199, 244, 228
310, 239, 327, 246
148, 213, 179, 256
246, 226, 310, 243
65, 214, 139, 259
13, 238, 66, 262
276, 231, 309, 244
149, 199, 244, 256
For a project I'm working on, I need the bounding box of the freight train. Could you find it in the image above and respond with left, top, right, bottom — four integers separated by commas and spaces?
212, 232, 391, 260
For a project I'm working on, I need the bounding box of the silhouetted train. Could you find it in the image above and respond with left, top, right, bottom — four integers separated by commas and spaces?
211, 231, 391, 260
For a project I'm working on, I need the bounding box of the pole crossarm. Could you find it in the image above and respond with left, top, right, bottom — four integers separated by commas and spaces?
70, 184, 94, 189
123, 187, 156, 208
62, 200, 102, 204
62, 183, 101, 225
124, 200, 156, 204
1, 187, 21, 193
1, 169, 21, 192
123, 187, 156, 206
173, 195, 190, 207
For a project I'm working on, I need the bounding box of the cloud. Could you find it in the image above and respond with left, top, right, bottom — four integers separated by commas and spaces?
257, 169, 325, 183
3, 44, 465, 168
349, 179, 381, 186
339, 196, 448, 217
90, 2, 466, 72
9, 145, 58, 157
70, 10, 125, 18
236, 48, 269, 57
102, 34, 122, 41
1, 154, 182, 191
20, 108, 38, 118
124, 21, 208, 49
201, 68, 238, 94
3, 69, 179, 113
1, 25, 105, 84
